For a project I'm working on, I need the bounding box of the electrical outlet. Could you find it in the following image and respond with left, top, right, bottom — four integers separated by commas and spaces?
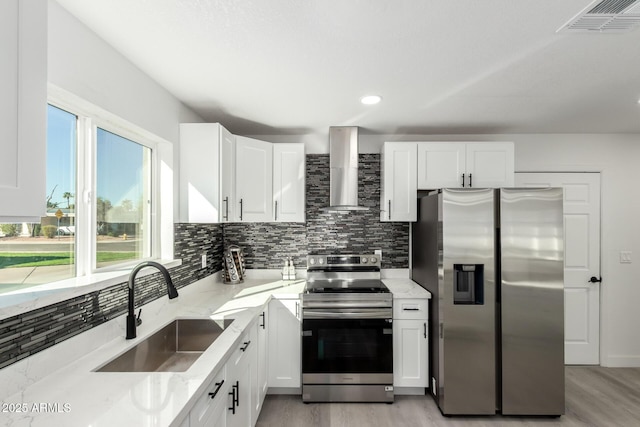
620, 251, 632, 264
201, 254, 207, 268
374, 249, 382, 260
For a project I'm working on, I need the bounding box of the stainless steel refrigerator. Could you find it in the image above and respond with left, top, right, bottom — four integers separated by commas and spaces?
411, 188, 564, 416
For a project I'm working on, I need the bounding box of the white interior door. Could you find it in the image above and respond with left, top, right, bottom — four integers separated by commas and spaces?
515, 172, 601, 365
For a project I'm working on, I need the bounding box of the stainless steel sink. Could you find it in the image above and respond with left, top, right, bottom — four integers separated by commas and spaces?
96, 318, 234, 372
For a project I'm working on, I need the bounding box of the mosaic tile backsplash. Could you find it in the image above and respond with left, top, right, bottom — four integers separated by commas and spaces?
224, 154, 410, 269
0, 153, 411, 371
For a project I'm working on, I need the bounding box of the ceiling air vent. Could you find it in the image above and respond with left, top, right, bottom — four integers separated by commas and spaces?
558, 0, 640, 33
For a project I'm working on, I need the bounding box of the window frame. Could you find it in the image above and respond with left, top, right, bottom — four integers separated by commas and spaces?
0, 88, 179, 320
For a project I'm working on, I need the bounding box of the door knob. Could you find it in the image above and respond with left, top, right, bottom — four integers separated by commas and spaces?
588, 276, 602, 283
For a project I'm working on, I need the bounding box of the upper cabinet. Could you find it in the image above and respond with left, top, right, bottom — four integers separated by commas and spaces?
235, 136, 273, 222
0, 0, 47, 222
381, 141, 514, 222
180, 124, 305, 223
380, 142, 417, 222
179, 123, 236, 223
417, 142, 514, 189
273, 144, 305, 222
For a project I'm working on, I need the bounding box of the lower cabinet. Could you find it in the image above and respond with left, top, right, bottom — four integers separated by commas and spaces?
393, 299, 429, 390
267, 297, 301, 388
189, 367, 228, 427
186, 310, 268, 427
252, 308, 268, 425
227, 325, 255, 427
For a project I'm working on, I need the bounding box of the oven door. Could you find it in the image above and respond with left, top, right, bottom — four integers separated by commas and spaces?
301, 311, 393, 381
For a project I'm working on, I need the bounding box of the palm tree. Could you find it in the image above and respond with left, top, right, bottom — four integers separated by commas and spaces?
62, 192, 73, 209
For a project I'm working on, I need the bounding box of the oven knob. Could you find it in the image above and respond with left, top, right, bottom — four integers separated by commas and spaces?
361, 257, 368, 264
309, 258, 316, 265
370, 257, 378, 264
318, 258, 325, 265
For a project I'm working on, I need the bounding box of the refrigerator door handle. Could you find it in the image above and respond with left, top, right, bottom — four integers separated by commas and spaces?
439, 322, 443, 339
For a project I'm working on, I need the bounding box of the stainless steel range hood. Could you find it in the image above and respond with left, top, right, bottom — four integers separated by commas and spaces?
323, 126, 368, 212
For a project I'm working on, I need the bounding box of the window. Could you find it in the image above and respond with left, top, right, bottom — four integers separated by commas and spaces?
96, 129, 152, 268
0, 102, 160, 296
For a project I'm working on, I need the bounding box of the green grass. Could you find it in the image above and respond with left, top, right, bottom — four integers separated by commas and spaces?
0, 252, 136, 268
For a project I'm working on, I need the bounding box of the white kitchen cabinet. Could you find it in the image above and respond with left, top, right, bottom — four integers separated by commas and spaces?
393, 299, 429, 390
189, 367, 228, 427
252, 308, 269, 425
268, 298, 301, 389
179, 123, 235, 223
0, 0, 47, 222
417, 142, 514, 189
380, 142, 417, 222
273, 144, 305, 222
227, 328, 254, 427
235, 136, 273, 222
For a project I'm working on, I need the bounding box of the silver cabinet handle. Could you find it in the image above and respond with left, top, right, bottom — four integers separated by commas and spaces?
461, 173, 465, 187
469, 173, 473, 187
275, 200, 278, 221
295, 301, 300, 319
239, 198, 243, 221
223, 196, 229, 221
424, 322, 427, 339
388, 200, 391, 220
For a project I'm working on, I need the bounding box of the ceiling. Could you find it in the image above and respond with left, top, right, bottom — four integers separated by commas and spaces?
55, 0, 640, 136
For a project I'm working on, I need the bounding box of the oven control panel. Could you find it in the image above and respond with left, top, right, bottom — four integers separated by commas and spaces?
307, 254, 381, 270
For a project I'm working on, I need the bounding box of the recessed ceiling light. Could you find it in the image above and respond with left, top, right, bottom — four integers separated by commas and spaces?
360, 95, 382, 105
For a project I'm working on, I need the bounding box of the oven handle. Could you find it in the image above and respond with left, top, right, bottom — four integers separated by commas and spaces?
302, 309, 392, 319
302, 301, 392, 309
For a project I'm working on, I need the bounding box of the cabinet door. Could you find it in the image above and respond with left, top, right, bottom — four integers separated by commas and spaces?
273, 144, 305, 222
227, 331, 253, 427
220, 126, 236, 222
0, 0, 47, 222
380, 142, 417, 222
190, 367, 228, 427
235, 136, 273, 222
465, 142, 514, 187
180, 123, 222, 223
417, 142, 466, 189
393, 319, 428, 388
254, 308, 269, 419
268, 298, 301, 388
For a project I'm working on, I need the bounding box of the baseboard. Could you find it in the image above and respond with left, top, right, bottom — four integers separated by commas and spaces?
267, 387, 302, 395
600, 355, 640, 367
394, 387, 427, 396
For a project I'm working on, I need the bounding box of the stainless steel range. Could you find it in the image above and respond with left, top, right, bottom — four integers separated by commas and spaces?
301, 254, 394, 403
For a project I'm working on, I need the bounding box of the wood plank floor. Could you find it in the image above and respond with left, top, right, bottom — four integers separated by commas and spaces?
256, 367, 640, 427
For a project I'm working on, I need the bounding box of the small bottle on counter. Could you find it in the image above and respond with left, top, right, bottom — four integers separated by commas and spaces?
288, 257, 296, 280
281, 258, 289, 280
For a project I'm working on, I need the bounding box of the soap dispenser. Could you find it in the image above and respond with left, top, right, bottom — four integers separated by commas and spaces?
281, 258, 289, 280
288, 257, 296, 280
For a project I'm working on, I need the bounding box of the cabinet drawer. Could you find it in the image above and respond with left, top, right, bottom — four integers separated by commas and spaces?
190, 367, 227, 427
230, 330, 253, 368
394, 299, 428, 320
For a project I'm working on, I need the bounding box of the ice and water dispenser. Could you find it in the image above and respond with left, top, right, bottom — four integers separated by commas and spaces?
453, 264, 484, 305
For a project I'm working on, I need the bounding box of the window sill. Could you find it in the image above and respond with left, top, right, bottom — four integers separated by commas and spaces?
0, 259, 182, 321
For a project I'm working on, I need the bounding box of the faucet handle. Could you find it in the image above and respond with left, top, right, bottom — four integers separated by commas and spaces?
136, 308, 142, 327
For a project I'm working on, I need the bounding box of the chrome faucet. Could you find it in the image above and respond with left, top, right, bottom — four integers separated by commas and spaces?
126, 261, 179, 339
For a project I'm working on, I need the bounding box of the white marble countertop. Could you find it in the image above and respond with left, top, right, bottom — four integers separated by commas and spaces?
0, 272, 427, 427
